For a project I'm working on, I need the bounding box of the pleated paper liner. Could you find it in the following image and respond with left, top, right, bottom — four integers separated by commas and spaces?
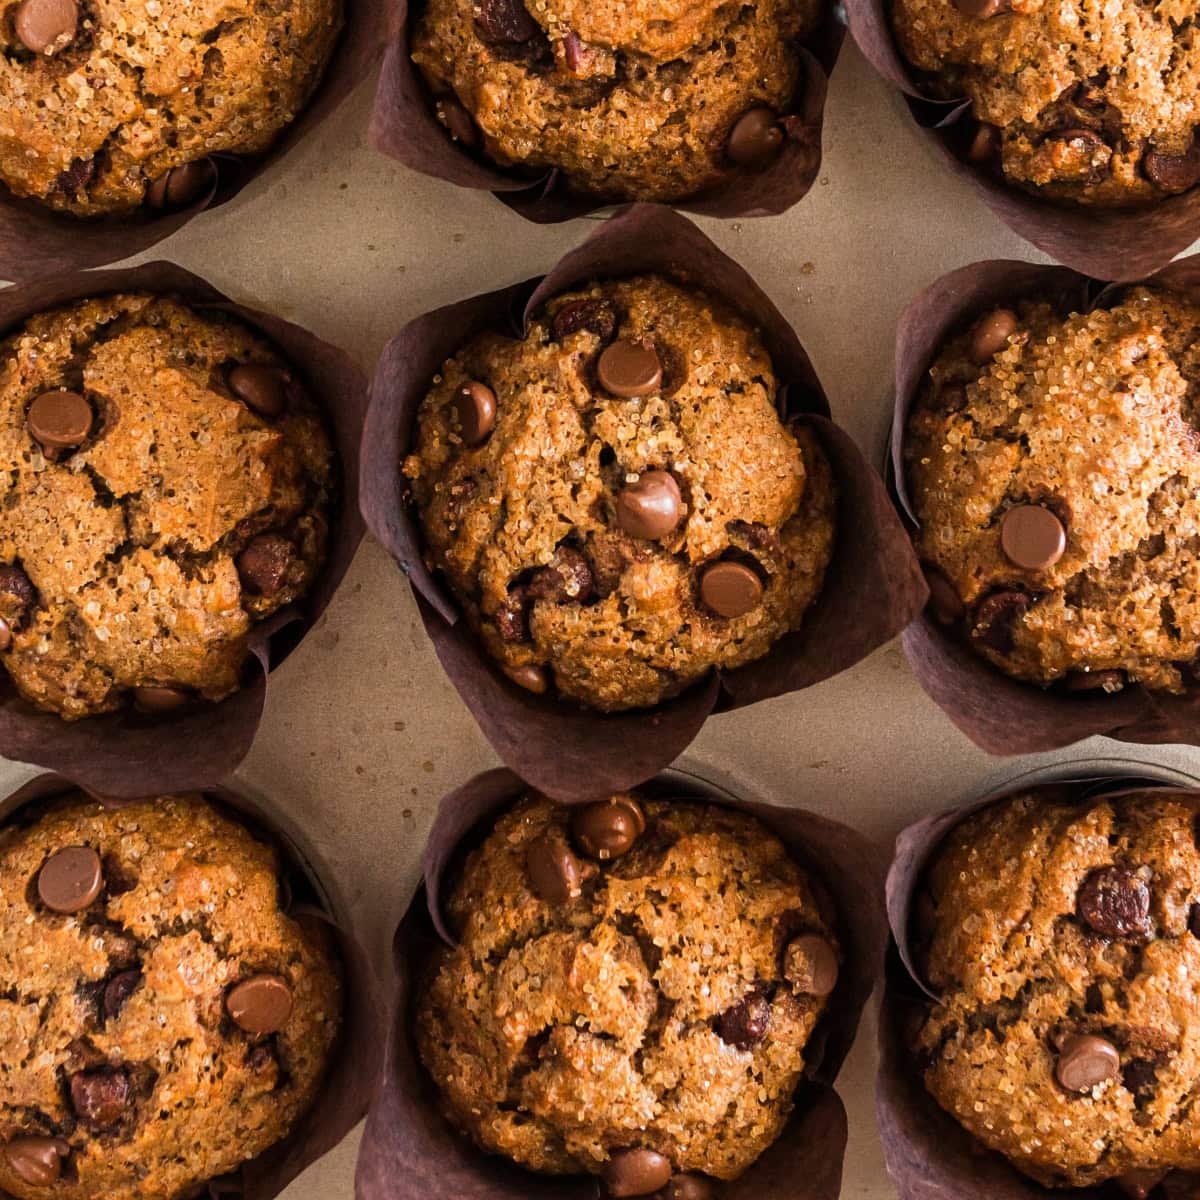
361, 203, 927, 800
0, 263, 367, 795
355, 764, 888, 1200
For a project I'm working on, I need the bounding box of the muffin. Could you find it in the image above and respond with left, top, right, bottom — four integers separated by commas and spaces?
911, 786, 1200, 1194
905, 286, 1200, 696
0, 791, 342, 1200
891, 0, 1200, 207
416, 791, 841, 1194
0, 0, 342, 217
0, 291, 335, 720
411, 0, 824, 202
403, 274, 836, 711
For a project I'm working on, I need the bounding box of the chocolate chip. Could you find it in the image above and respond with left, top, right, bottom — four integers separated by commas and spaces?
616, 471, 682, 540
551, 298, 617, 343
969, 590, 1031, 655
604, 1149, 672, 1197
727, 106, 785, 168
145, 160, 215, 210
236, 533, 294, 597
13, 0, 77, 52
70, 1068, 131, 1127
474, 0, 539, 43
1144, 144, 1200, 193
1190, 903, 1200, 938
1116, 1171, 1168, 1200
1000, 504, 1066, 570
3, 1137, 70, 1186
38, 846, 103, 913
102, 969, 142, 1021
571, 794, 646, 861
1064, 669, 1125, 693
967, 122, 1001, 163
1055, 1033, 1120, 1092
969, 308, 1019, 365
528, 545, 594, 603
717, 993, 770, 1050
495, 586, 531, 643
662, 1177, 715, 1200
699, 560, 763, 618
27, 389, 93, 451
226, 974, 294, 1035
228, 364, 290, 419
525, 832, 584, 903
435, 95, 479, 147
0, 563, 36, 624
783, 934, 839, 996
451, 381, 497, 445
1078, 866, 1151, 939
55, 156, 95, 197
502, 662, 548, 694
132, 684, 192, 714
953, 0, 1010, 15
922, 563, 964, 625
0, 619, 11, 652
597, 339, 662, 398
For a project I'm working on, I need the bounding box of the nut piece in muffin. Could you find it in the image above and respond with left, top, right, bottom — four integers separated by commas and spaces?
912, 787, 1200, 1193
404, 274, 835, 711
905, 287, 1200, 695
0, 791, 341, 1200
416, 791, 841, 1192
891, 0, 1200, 207
0, 292, 336, 720
411, 0, 824, 202
0, 0, 342, 217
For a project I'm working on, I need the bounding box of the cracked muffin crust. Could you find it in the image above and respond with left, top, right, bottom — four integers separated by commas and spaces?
0, 791, 341, 1200
905, 286, 1200, 696
0, 0, 342, 217
913, 787, 1200, 1193
891, 0, 1200, 207
411, 0, 824, 202
403, 274, 836, 712
0, 291, 335, 720
416, 791, 841, 1191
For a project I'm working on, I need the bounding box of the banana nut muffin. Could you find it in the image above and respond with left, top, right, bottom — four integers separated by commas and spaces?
0, 291, 335, 720
911, 787, 1200, 1194
0, 0, 342, 217
403, 274, 836, 711
411, 0, 824, 202
892, 0, 1200, 207
906, 286, 1200, 696
416, 791, 842, 1195
0, 791, 341, 1200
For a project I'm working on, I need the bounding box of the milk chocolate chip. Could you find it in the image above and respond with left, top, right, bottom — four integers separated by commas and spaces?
146, 160, 215, 210
228, 364, 290, 418
3, 1137, 70, 1186
597, 339, 662, 398
502, 662, 548, 694
13, 0, 76, 53
552, 298, 616, 342
237, 533, 294, 597
1144, 145, 1200, 193
1056, 1033, 1120, 1092
452, 381, 497, 445
784, 934, 839, 996
1000, 504, 1066, 570
969, 308, 1019, 364
27, 389, 93, 451
133, 684, 192, 713
970, 590, 1031, 655
475, 0, 539, 43
37, 846, 103, 913
616, 471, 682, 540
70, 1068, 131, 1127
571, 795, 646, 860
226, 974, 294, 1035
604, 1149, 672, 1197
699, 560, 763, 618
727, 106, 785, 167
1078, 866, 1151, 939
717, 994, 771, 1050
663, 1177, 715, 1200
526, 832, 584, 903
102, 969, 142, 1021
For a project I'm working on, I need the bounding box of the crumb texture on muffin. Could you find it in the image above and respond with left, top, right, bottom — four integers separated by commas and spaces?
404, 274, 835, 711
906, 287, 1200, 694
0, 792, 341, 1200
416, 793, 840, 1183
0, 0, 343, 216
891, 0, 1200, 206
915, 789, 1200, 1191
0, 292, 335, 719
411, 0, 822, 201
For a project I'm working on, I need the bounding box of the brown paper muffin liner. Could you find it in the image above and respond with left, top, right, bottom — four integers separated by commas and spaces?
844, 0, 1200, 280
354, 765, 887, 1200
877, 763, 1200, 1200
891, 253, 1200, 755
0, 263, 367, 795
368, 0, 843, 223
0, 0, 387, 282
0, 771, 381, 1200
361, 203, 927, 800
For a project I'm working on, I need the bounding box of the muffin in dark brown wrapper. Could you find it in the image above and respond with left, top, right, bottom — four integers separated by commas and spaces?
891, 253, 1200, 756
0, 0, 386, 281
0, 772, 380, 1200
879, 768, 1200, 1200
0, 263, 366, 797
361, 204, 926, 800
368, 0, 843, 222
845, 0, 1200, 280
354, 766, 887, 1200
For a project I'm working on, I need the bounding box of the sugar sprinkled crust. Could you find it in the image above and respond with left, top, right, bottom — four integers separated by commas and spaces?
0, 792, 341, 1200
416, 793, 839, 1182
